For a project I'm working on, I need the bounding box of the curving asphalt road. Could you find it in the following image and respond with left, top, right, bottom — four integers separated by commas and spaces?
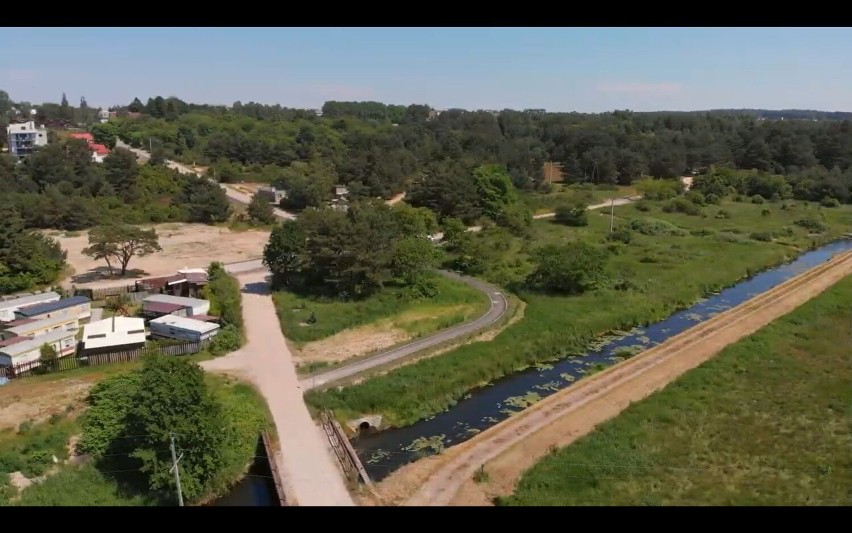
298, 270, 509, 391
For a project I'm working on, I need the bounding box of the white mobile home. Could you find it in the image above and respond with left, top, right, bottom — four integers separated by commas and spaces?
0, 328, 77, 367
82, 316, 147, 356
148, 315, 220, 343
13, 296, 92, 323
0, 292, 61, 322
143, 294, 210, 317
3, 314, 79, 338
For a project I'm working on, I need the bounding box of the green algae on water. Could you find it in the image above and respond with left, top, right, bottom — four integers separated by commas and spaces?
534, 381, 561, 392
404, 434, 447, 455
503, 392, 543, 409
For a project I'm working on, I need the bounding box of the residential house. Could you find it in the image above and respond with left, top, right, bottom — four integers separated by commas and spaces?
67, 132, 110, 162
2, 314, 78, 339
0, 328, 77, 368
136, 269, 209, 298
142, 294, 210, 319
256, 186, 287, 204
13, 296, 92, 323
81, 316, 146, 355
148, 315, 220, 343
0, 292, 61, 322
6, 121, 48, 158
90, 143, 110, 163
98, 109, 110, 123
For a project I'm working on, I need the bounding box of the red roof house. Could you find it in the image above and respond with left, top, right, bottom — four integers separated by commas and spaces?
69, 132, 94, 142
90, 143, 110, 155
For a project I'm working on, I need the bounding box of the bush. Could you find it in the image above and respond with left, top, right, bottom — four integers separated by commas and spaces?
629, 218, 689, 236
690, 228, 715, 237
779, 226, 795, 237
751, 194, 765, 204
795, 216, 828, 233
208, 324, 243, 355
662, 198, 702, 216
204, 262, 244, 345
554, 203, 588, 227
770, 192, 781, 203
634, 178, 683, 200
705, 193, 721, 205
750, 231, 774, 242
686, 191, 706, 206
634, 201, 652, 212
761, 208, 771, 217
606, 227, 633, 244
821, 196, 841, 208
715, 232, 747, 244
715, 209, 731, 219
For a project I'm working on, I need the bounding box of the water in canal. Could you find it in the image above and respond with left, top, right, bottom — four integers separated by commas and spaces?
210, 435, 281, 506
352, 239, 852, 482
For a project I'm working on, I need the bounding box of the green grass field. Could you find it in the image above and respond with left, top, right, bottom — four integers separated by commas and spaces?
500, 276, 852, 506
271, 273, 489, 344
306, 198, 852, 428
1, 374, 270, 506
520, 183, 638, 215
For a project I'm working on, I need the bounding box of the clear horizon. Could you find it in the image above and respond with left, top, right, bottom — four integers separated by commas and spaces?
3, 27, 852, 113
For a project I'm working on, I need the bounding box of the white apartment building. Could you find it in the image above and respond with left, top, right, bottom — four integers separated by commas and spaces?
6, 121, 48, 158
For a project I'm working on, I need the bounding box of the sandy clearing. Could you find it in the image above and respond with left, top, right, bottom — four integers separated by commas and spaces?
47, 223, 270, 289
0, 377, 96, 431
201, 270, 354, 506
295, 305, 477, 365
369, 251, 852, 506
297, 327, 409, 364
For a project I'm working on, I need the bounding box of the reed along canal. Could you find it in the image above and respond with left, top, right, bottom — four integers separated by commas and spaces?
351, 239, 852, 482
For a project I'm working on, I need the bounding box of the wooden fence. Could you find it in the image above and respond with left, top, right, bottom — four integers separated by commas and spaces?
0, 340, 207, 381
74, 284, 141, 301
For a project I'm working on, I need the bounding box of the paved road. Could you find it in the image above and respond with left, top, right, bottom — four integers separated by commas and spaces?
200, 270, 354, 507
114, 140, 295, 220
299, 270, 508, 391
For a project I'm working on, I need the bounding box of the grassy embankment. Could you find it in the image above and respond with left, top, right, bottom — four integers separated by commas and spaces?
0, 374, 270, 506
500, 276, 852, 506
305, 198, 852, 427
272, 273, 489, 345
520, 183, 638, 215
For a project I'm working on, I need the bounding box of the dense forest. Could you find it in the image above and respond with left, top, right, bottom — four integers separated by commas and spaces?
76, 96, 852, 209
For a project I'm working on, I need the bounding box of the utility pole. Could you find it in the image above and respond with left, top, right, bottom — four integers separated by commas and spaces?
149, 137, 152, 153
169, 433, 185, 507
610, 197, 615, 233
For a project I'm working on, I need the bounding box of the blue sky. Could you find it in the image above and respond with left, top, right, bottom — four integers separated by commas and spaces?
2, 27, 852, 112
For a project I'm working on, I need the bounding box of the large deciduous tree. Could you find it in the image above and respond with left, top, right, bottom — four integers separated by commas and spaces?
82, 224, 161, 276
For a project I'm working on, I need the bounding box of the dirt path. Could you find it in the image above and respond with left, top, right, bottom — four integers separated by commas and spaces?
200, 270, 354, 507
399, 250, 852, 506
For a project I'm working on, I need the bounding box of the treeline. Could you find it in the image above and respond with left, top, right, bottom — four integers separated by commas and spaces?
79, 96, 852, 209
0, 141, 231, 231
